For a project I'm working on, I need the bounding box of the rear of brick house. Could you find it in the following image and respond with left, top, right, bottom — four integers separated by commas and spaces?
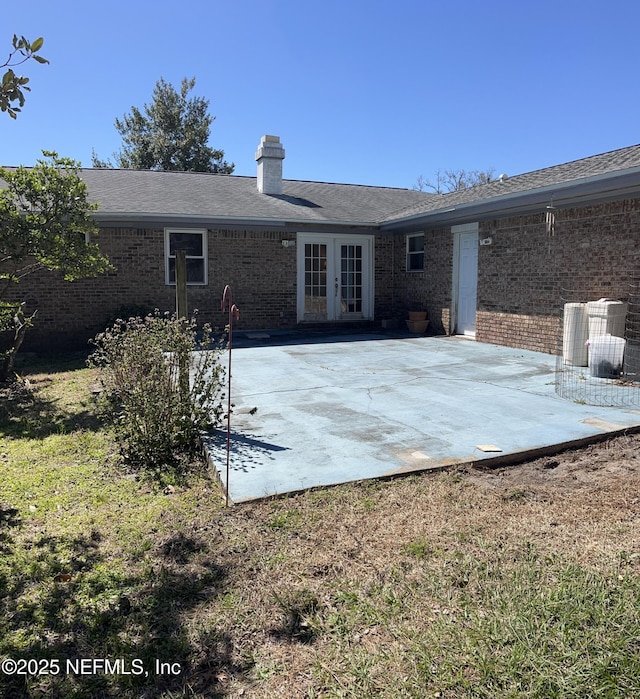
387, 145, 640, 355
9, 137, 640, 355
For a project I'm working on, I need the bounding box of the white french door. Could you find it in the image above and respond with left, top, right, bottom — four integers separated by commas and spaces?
297, 233, 374, 322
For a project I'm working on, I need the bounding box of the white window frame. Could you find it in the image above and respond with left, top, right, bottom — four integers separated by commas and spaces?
406, 233, 425, 272
164, 228, 208, 286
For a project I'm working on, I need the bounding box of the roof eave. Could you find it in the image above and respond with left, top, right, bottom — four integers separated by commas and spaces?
381, 167, 640, 231
92, 211, 381, 229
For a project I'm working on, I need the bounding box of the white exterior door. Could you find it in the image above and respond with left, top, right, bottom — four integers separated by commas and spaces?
297, 233, 374, 322
453, 224, 479, 337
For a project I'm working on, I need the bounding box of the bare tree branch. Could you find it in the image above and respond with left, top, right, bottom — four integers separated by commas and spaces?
413, 168, 496, 193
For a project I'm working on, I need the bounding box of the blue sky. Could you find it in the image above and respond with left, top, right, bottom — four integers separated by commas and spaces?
3, 0, 640, 188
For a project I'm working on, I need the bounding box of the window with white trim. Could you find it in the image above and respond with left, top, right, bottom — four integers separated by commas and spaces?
406, 233, 424, 271
164, 228, 207, 285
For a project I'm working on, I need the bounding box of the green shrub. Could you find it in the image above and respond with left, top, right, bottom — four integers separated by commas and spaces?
103, 303, 156, 330
89, 312, 225, 474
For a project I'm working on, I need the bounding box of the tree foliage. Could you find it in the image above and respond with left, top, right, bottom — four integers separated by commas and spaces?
1, 35, 49, 118
0, 152, 111, 284
93, 77, 234, 173
0, 152, 113, 380
414, 168, 496, 194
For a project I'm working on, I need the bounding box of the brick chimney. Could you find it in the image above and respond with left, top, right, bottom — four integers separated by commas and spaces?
255, 135, 285, 194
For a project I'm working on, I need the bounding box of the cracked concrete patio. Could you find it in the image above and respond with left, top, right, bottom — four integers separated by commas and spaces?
201, 333, 640, 503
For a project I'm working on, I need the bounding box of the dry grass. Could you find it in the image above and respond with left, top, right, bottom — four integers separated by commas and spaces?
204, 449, 640, 697
2, 357, 640, 697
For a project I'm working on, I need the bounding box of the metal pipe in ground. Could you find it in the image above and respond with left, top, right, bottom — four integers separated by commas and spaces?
220, 285, 239, 507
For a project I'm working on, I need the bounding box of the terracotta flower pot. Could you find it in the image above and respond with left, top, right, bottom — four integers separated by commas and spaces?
406, 319, 429, 334
408, 311, 427, 322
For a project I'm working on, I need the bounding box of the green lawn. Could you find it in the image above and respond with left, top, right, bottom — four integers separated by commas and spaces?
1, 357, 640, 698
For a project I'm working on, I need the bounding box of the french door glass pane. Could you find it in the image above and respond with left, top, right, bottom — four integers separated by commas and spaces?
304, 243, 327, 316
340, 244, 363, 314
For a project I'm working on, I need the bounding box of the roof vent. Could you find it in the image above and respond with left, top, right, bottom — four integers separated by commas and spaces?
255, 135, 285, 195
498, 173, 508, 182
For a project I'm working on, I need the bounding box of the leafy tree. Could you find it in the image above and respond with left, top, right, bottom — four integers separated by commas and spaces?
93, 77, 234, 173
0, 152, 113, 380
414, 168, 496, 194
1, 35, 49, 118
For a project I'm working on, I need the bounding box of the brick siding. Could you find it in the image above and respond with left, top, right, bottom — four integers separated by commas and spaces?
393, 198, 640, 355
392, 228, 453, 334
11, 227, 299, 351
476, 199, 640, 354
11, 197, 640, 354
13, 227, 388, 351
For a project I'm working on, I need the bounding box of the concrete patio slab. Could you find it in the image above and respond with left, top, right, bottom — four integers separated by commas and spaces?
201, 334, 640, 503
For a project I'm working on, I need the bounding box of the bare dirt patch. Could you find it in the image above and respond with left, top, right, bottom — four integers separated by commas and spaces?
466, 432, 640, 497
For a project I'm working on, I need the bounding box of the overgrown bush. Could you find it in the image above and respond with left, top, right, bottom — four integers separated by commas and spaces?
89, 312, 226, 474
103, 303, 156, 330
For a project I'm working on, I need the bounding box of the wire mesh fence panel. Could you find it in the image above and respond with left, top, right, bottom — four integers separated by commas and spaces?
624, 275, 640, 382
555, 278, 640, 407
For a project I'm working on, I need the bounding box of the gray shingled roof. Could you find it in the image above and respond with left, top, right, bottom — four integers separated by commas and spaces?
383, 143, 640, 227
78, 169, 434, 227
6, 143, 640, 229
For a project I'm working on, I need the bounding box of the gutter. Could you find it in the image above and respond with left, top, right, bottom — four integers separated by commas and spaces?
381, 165, 640, 230
91, 211, 383, 230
